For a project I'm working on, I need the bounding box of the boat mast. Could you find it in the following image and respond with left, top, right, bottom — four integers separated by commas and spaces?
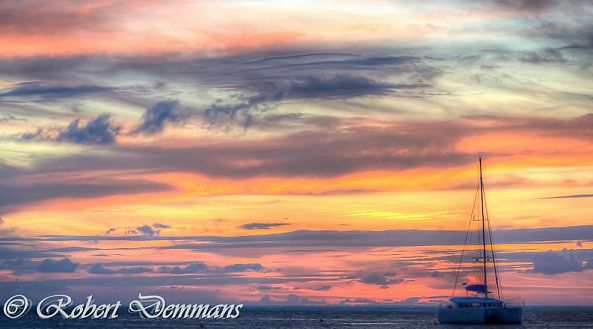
479, 157, 488, 298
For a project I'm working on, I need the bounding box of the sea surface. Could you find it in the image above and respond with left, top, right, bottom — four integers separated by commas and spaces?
1, 307, 592, 328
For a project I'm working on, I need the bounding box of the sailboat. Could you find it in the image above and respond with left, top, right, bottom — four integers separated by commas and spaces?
438, 158, 522, 324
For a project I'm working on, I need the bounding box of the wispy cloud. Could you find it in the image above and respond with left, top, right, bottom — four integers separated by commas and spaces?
541, 194, 593, 199
0, 81, 110, 100
239, 223, 289, 230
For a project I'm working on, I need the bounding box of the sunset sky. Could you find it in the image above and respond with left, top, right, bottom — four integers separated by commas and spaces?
1, 0, 593, 306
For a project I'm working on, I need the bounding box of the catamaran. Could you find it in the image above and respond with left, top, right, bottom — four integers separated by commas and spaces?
438, 158, 522, 324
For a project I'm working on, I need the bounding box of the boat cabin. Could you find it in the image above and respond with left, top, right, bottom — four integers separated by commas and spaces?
447, 297, 504, 309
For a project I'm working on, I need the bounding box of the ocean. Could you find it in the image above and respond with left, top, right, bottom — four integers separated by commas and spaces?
2, 307, 592, 328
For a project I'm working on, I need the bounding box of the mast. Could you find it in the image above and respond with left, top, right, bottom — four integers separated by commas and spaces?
479, 157, 488, 298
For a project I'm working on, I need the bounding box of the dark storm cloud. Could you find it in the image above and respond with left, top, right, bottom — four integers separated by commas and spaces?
0, 180, 171, 209
0, 81, 110, 100
133, 100, 191, 135
239, 223, 289, 230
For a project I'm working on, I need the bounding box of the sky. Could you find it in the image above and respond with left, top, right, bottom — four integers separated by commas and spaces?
1, 0, 593, 306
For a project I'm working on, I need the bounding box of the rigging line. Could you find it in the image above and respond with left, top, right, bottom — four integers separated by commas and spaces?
452, 180, 480, 297
484, 187, 503, 300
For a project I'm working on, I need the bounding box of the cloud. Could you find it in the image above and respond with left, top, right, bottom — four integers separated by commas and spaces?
37, 258, 78, 273
0, 114, 26, 122
0, 246, 62, 262
520, 48, 567, 64
223, 263, 264, 272
58, 114, 121, 144
256, 285, 283, 291
0, 81, 110, 100
0, 180, 171, 211
313, 285, 332, 291
204, 74, 429, 128
0, 2, 114, 35
339, 297, 378, 305
239, 223, 289, 230
157, 263, 209, 274
135, 225, 157, 236
492, 0, 557, 12
21, 113, 121, 145
133, 100, 191, 135
127, 223, 171, 237
87, 262, 246, 275
88, 261, 254, 275
360, 272, 403, 287
26, 119, 472, 179
541, 194, 593, 199
282, 75, 425, 99
286, 294, 302, 304
41, 225, 593, 252
88, 262, 209, 275
88, 264, 152, 275
531, 249, 585, 274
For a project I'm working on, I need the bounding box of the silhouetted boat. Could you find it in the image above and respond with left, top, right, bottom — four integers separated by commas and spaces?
438, 158, 522, 324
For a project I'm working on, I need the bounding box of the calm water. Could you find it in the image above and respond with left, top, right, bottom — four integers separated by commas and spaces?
1, 307, 592, 328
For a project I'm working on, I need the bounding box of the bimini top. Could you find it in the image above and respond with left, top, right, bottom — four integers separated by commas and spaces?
450, 297, 502, 304
465, 284, 490, 293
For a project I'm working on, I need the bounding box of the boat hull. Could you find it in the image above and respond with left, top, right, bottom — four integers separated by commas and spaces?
438, 307, 522, 324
